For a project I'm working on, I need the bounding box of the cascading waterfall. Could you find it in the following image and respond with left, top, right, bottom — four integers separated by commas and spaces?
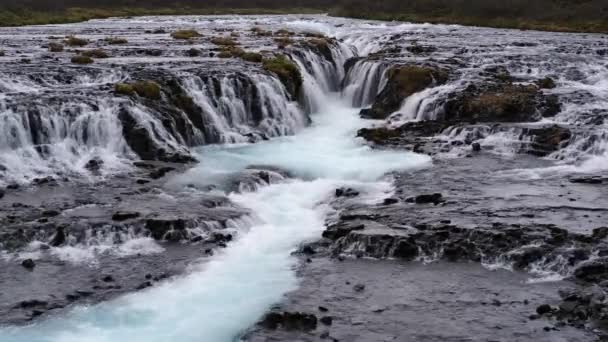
342, 60, 388, 107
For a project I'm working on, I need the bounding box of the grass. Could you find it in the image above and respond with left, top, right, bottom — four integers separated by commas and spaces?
0, 7, 324, 27
171, 29, 202, 40
71, 55, 94, 64
329, 9, 608, 34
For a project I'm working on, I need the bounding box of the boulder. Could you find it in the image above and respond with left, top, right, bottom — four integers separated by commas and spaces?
361, 65, 449, 119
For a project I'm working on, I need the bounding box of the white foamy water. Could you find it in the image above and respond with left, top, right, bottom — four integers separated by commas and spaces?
0, 93, 430, 341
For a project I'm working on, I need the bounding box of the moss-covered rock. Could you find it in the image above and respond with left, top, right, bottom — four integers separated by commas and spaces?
276, 29, 295, 36
71, 55, 94, 64
217, 46, 245, 58
114, 81, 161, 99
303, 31, 326, 38
536, 77, 556, 89
81, 49, 109, 58
65, 36, 88, 47
274, 37, 294, 48
302, 37, 335, 61
262, 55, 302, 99
210, 36, 238, 46
241, 51, 263, 63
251, 27, 272, 36
132, 81, 162, 99
443, 83, 560, 122
170, 30, 202, 40
48, 42, 64, 52
114, 83, 135, 96
104, 37, 128, 45
361, 65, 449, 119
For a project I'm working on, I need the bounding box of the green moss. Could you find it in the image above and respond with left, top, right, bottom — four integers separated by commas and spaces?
536, 77, 556, 89
303, 31, 325, 38
114, 80, 161, 99
210, 36, 238, 46
275, 28, 294, 36
170, 30, 202, 40
262, 55, 302, 97
274, 37, 294, 48
387, 65, 448, 97
48, 42, 64, 52
251, 27, 272, 36
114, 83, 135, 96
217, 46, 245, 58
104, 37, 128, 45
81, 48, 109, 58
240, 51, 263, 63
71, 55, 94, 64
65, 36, 88, 47
133, 80, 161, 99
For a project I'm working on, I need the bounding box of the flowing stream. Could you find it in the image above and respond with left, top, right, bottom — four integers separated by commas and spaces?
0, 89, 429, 341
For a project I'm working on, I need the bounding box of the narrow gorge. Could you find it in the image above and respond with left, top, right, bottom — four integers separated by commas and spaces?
0, 14, 607, 341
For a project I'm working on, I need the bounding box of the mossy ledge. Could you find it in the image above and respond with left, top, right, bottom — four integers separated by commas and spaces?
114, 80, 162, 99
262, 55, 302, 99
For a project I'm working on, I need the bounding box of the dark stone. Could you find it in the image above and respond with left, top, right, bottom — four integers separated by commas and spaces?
42, 210, 60, 217
149, 166, 176, 179
21, 259, 35, 270
112, 211, 141, 221
414, 193, 444, 205
49, 226, 66, 247
320, 316, 333, 326
84, 158, 103, 172
536, 304, 552, 315
136, 281, 152, 290
335, 187, 359, 198
383, 198, 399, 205
102, 275, 115, 282
353, 284, 366, 292
146, 218, 186, 240
472, 142, 481, 152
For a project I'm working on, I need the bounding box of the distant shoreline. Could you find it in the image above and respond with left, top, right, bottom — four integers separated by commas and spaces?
0, 7, 606, 34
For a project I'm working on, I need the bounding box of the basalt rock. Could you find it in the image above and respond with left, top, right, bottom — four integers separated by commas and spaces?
259, 311, 318, 331
361, 65, 449, 119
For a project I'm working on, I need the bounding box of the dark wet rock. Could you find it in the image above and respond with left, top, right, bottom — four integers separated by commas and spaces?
361, 65, 449, 119
570, 176, 605, 184
112, 211, 141, 221
320, 316, 333, 326
383, 198, 399, 205
536, 304, 553, 315
574, 259, 608, 283
42, 210, 60, 217
357, 121, 448, 146
145, 217, 187, 240
102, 275, 115, 282
84, 158, 103, 172
525, 125, 571, 157
353, 283, 366, 292
259, 311, 318, 331
49, 226, 66, 247
15, 299, 47, 309
406, 193, 444, 205
536, 77, 557, 89
149, 166, 176, 179
135, 281, 152, 290
21, 259, 35, 270
472, 142, 481, 152
335, 187, 359, 198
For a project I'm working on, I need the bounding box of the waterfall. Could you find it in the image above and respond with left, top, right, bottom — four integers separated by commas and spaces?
342, 60, 388, 107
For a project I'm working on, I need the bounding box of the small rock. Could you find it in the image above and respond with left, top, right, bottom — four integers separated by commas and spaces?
21, 259, 35, 270
472, 142, 481, 152
353, 284, 365, 292
102, 275, 114, 282
383, 198, 399, 205
320, 316, 333, 326
318, 306, 328, 312
135, 281, 152, 290
536, 304, 553, 315
112, 211, 140, 221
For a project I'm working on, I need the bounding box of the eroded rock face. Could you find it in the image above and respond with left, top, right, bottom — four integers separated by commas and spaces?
361, 65, 449, 119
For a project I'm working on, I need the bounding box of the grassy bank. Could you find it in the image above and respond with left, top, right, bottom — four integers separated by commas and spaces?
331, 9, 608, 34
0, 7, 324, 27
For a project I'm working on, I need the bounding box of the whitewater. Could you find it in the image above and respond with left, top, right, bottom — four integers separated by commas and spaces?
0, 91, 430, 340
